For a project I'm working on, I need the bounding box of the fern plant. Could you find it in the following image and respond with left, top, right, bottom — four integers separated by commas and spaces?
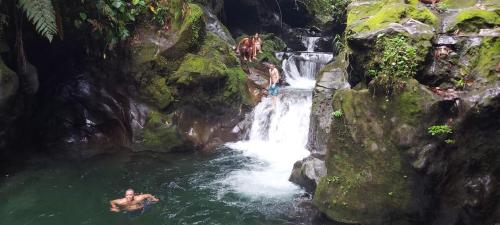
18, 0, 57, 42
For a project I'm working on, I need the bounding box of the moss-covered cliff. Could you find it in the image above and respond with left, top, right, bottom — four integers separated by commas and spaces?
309, 0, 500, 224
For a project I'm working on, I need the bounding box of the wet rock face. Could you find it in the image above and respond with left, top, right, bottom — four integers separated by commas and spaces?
307, 0, 500, 224
33, 75, 135, 158
419, 35, 498, 88
425, 90, 500, 225
308, 60, 351, 158
313, 79, 435, 225
347, 19, 435, 86
122, 5, 250, 152
290, 58, 350, 194
173, 105, 245, 151
222, 0, 336, 51
289, 156, 327, 193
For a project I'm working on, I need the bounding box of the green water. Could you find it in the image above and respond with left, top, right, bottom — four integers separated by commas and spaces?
0, 148, 335, 225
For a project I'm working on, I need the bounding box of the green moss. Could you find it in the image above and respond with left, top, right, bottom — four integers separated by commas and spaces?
314, 82, 433, 223
305, 0, 351, 24
449, 9, 500, 33
348, 2, 437, 33
347, 2, 382, 26
391, 80, 432, 125
171, 54, 227, 85
171, 33, 250, 108
439, 0, 477, 9
164, 3, 206, 58
483, 0, 500, 9
223, 67, 249, 101
142, 76, 173, 109
236, 33, 286, 66
365, 35, 431, 92
142, 110, 182, 150
474, 37, 500, 82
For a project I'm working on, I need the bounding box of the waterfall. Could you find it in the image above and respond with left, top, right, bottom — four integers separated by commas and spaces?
301, 36, 320, 52
279, 52, 333, 89
222, 45, 333, 199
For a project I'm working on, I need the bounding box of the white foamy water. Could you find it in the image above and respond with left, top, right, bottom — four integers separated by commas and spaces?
225, 92, 312, 198
280, 52, 333, 89
302, 36, 320, 52
219, 49, 333, 200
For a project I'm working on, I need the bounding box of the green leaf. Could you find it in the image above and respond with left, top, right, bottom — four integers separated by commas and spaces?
132, 0, 140, 5
79, 12, 87, 20
112, 0, 123, 9
18, 0, 57, 42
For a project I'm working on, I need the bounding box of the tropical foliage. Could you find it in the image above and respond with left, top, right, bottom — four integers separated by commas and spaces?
18, 0, 57, 42
427, 125, 453, 136
369, 35, 418, 79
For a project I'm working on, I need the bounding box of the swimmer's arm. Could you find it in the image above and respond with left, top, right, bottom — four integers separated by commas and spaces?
109, 200, 121, 212
138, 194, 160, 202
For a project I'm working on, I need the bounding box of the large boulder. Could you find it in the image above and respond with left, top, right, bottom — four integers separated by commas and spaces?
125, 4, 251, 152
309, 0, 500, 224
290, 56, 350, 194
313, 79, 437, 224
308, 59, 351, 158
346, 0, 437, 35
289, 156, 327, 193
346, 0, 436, 86
445, 8, 500, 33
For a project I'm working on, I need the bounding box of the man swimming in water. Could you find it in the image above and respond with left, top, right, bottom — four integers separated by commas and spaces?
109, 188, 159, 213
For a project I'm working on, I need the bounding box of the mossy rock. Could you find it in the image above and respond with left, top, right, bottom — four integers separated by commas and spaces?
482, 0, 500, 9
163, 3, 206, 59
171, 33, 250, 109
347, 0, 437, 34
473, 37, 500, 82
236, 33, 286, 67
348, 32, 433, 85
141, 110, 183, 151
304, 0, 336, 24
313, 79, 434, 224
439, 0, 478, 9
447, 9, 500, 33
141, 75, 174, 109
0, 59, 18, 106
171, 54, 227, 85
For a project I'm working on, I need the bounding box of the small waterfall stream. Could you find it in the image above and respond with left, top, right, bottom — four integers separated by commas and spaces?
221, 39, 333, 200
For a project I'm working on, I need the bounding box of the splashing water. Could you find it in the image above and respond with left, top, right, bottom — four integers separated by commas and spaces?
221, 49, 333, 201
302, 36, 321, 52
279, 52, 333, 89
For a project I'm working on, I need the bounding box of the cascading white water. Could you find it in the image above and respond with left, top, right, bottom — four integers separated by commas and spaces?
222, 45, 333, 200
280, 52, 333, 89
302, 36, 320, 52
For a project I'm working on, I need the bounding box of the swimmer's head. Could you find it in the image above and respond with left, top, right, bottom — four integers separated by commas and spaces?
125, 188, 135, 202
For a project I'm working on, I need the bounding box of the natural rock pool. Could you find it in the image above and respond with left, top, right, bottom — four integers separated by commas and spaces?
0, 43, 339, 225
0, 148, 333, 225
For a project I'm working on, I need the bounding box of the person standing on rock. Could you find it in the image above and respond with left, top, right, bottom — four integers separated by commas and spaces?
252, 33, 262, 60
268, 64, 281, 108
